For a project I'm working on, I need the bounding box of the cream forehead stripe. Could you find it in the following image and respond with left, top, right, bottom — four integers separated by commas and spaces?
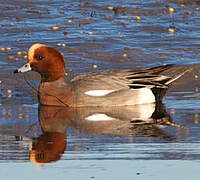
28, 43, 46, 60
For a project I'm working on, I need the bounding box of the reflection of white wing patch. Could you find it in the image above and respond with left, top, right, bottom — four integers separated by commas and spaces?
131, 103, 155, 121
86, 114, 115, 121
84, 90, 114, 96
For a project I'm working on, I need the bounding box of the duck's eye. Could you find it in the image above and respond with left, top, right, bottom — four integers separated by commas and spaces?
35, 54, 44, 61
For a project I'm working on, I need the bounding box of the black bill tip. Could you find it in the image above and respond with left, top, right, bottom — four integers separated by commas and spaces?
13, 69, 19, 74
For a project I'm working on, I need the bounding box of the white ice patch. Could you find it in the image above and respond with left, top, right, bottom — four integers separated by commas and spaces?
84, 90, 114, 96
86, 113, 115, 121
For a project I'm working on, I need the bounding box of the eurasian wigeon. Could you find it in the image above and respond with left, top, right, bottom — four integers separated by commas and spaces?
14, 43, 187, 107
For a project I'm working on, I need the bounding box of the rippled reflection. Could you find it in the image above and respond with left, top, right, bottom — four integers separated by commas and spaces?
26, 102, 187, 163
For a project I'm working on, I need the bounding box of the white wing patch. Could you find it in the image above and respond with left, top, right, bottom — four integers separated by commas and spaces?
86, 113, 115, 121
84, 90, 114, 96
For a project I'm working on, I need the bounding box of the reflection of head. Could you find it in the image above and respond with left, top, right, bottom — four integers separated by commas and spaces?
30, 132, 66, 164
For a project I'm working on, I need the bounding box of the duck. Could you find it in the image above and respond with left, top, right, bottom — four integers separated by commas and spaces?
14, 43, 187, 107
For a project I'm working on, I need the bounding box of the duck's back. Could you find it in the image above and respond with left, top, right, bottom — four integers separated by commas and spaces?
71, 65, 182, 107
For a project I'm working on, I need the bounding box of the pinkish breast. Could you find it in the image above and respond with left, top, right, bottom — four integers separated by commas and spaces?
39, 83, 73, 107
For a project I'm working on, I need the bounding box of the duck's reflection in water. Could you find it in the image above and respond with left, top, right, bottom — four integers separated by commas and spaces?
30, 103, 187, 163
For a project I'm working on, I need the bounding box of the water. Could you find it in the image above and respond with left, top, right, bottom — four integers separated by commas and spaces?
1, 0, 200, 179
